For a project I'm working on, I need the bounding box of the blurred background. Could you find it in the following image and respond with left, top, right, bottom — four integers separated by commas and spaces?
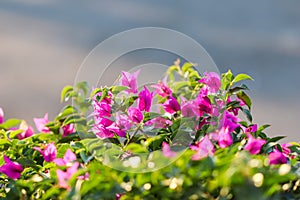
0, 0, 299, 142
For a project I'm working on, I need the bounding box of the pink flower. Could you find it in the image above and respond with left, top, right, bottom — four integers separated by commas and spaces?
181, 100, 197, 117
34, 142, 57, 162
194, 95, 212, 117
120, 69, 140, 94
17, 121, 34, 140
92, 118, 115, 138
93, 101, 111, 118
54, 149, 77, 166
269, 149, 288, 165
0, 107, 4, 124
198, 86, 209, 97
93, 91, 112, 104
217, 126, 233, 148
92, 91, 113, 119
163, 96, 181, 114
195, 118, 209, 131
34, 113, 50, 133
0, 155, 23, 180
78, 172, 90, 181
93, 117, 127, 138
227, 97, 245, 116
199, 72, 221, 93
138, 86, 154, 112
116, 113, 132, 131
244, 124, 258, 133
144, 117, 172, 129
220, 111, 240, 133
190, 135, 215, 160
56, 162, 79, 189
162, 142, 176, 158
281, 143, 292, 157
244, 134, 266, 155
128, 107, 143, 123
106, 123, 126, 137
211, 99, 224, 117
152, 81, 172, 97
62, 124, 75, 137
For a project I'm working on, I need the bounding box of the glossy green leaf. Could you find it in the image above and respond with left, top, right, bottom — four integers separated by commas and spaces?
237, 91, 252, 109
0, 119, 21, 130
241, 108, 252, 122
232, 73, 253, 84
76, 81, 89, 97
89, 88, 102, 99
258, 124, 271, 132
111, 86, 128, 95
221, 70, 234, 90
56, 106, 77, 121
267, 136, 286, 143
9, 129, 24, 139
60, 85, 73, 102
182, 62, 194, 73
63, 114, 87, 126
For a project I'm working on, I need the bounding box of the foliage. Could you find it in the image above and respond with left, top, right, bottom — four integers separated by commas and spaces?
0, 62, 300, 200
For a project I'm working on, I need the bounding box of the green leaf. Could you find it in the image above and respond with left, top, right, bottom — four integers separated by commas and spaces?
16, 157, 37, 168
90, 88, 102, 99
41, 186, 61, 200
228, 84, 249, 95
125, 143, 148, 153
57, 132, 80, 143
56, 106, 77, 121
76, 81, 88, 97
61, 85, 73, 102
98, 87, 109, 102
123, 96, 138, 108
0, 119, 21, 129
267, 136, 286, 143
9, 129, 24, 138
80, 151, 95, 164
145, 134, 167, 150
173, 81, 189, 92
188, 70, 200, 80
63, 114, 87, 126
258, 132, 267, 139
167, 65, 180, 74
258, 124, 271, 132
110, 86, 128, 95
167, 65, 180, 82
57, 143, 71, 158
182, 62, 194, 73
81, 138, 105, 156
241, 108, 252, 122
226, 100, 241, 110
32, 133, 57, 141
0, 138, 11, 145
143, 112, 162, 122
232, 73, 253, 84
236, 91, 252, 109
221, 70, 234, 90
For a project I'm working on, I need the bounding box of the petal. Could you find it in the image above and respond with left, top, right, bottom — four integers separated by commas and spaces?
64, 149, 77, 163
53, 158, 66, 166
162, 142, 176, 158
0, 107, 4, 124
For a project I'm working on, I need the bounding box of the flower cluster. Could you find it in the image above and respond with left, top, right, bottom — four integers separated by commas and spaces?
0, 62, 299, 199
89, 66, 294, 166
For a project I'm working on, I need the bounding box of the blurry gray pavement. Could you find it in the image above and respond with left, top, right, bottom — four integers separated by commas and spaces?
0, 0, 299, 142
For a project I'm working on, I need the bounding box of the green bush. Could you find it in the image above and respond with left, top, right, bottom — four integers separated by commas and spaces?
0, 62, 300, 200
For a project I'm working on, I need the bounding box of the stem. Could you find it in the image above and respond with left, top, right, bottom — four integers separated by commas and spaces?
124, 124, 142, 148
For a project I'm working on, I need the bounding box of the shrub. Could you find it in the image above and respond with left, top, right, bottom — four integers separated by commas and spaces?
0, 63, 300, 200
